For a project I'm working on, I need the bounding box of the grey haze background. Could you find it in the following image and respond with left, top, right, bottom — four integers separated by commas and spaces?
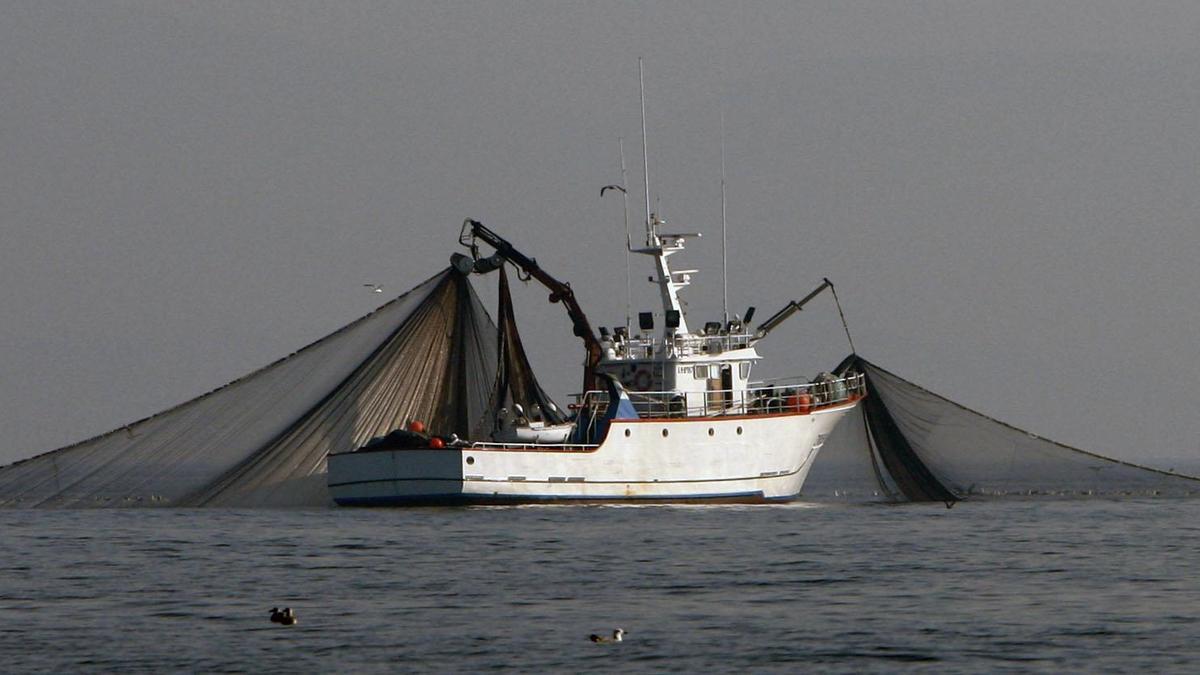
2, 1, 1198, 467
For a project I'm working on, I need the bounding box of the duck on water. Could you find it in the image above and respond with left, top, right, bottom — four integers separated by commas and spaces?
269, 607, 297, 626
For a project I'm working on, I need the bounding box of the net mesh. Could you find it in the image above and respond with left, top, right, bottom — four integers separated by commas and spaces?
0, 269, 499, 507
489, 267, 567, 428
806, 356, 1200, 500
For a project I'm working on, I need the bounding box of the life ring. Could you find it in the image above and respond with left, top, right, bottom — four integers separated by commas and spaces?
631, 369, 652, 391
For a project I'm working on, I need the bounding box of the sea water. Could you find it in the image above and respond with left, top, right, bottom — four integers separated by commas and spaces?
1, 499, 1198, 673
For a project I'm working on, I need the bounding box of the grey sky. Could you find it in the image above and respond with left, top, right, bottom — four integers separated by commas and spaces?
2, 1, 1198, 466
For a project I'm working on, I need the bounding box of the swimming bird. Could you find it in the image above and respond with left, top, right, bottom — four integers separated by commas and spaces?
589, 628, 625, 643
269, 607, 297, 626
363, 284, 383, 293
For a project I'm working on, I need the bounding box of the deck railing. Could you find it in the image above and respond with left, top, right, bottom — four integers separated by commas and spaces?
608, 331, 757, 359
576, 372, 866, 420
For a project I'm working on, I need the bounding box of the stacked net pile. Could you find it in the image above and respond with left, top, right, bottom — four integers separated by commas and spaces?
0, 269, 499, 508
806, 356, 1200, 501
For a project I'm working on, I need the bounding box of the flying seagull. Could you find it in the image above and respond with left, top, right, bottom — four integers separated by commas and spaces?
600, 184, 626, 197
363, 284, 383, 293
589, 628, 625, 643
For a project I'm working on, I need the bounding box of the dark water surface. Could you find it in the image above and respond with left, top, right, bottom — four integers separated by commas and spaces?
1, 500, 1198, 673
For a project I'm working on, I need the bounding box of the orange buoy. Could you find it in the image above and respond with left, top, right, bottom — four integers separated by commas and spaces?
429, 436, 445, 449
797, 393, 812, 414
408, 420, 426, 434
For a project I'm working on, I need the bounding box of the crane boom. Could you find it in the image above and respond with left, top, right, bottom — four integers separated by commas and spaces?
753, 279, 833, 341
460, 219, 603, 393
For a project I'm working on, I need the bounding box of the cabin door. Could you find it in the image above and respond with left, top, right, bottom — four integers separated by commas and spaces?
705, 365, 734, 412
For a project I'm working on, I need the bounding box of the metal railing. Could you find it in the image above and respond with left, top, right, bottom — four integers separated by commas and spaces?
576, 372, 866, 420
607, 331, 757, 359
465, 441, 597, 451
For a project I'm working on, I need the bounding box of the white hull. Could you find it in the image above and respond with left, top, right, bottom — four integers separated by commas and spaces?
327, 401, 856, 505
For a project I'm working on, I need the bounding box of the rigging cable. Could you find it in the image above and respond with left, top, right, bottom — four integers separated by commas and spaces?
824, 277, 857, 355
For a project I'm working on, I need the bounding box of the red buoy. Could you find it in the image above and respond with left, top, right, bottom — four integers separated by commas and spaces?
408, 420, 426, 434
429, 437, 445, 449
797, 393, 812, 414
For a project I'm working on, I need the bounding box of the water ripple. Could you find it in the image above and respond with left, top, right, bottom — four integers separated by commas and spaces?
0, 499, 1198, 672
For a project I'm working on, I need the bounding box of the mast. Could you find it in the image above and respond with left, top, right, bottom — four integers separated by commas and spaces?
633, 58, 692, 341
721, 108, 729, 324
639, 58, 653, 246
619, 137, 632, 334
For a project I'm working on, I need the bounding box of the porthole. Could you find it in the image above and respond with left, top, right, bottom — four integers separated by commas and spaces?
624, 429, 631, 438
708, 428, 715, 436
466, 456, 475, 465
662, 429, 669, 438
736, 426, 743, 435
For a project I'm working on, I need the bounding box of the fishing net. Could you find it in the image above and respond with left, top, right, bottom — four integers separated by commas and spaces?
489, 267, 567, 428
0, 269, 500, 508
805, 356, 1200, 501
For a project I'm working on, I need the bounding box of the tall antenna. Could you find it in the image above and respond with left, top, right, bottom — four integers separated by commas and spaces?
619, 137, 632, 333
639, 57, 653, 245
721, 108, 729, 323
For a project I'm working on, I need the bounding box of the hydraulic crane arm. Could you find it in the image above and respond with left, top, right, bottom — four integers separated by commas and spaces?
459, 219, 603, 393
753, 279, 833, 341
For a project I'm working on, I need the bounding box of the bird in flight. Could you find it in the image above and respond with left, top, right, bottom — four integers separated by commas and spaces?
600, 184, 626, 197
363, 284, 383, 293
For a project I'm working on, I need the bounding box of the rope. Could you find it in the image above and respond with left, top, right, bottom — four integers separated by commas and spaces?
824, 277, 857, 355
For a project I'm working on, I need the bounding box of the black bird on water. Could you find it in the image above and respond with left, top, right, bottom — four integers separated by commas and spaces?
269, 607, 297, 626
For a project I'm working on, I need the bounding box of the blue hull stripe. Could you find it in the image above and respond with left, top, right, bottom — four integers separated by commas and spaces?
327, 466, 806, 490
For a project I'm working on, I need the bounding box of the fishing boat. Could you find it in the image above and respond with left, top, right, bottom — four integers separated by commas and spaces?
326, 62, 864, 505
326, 213, 865, 505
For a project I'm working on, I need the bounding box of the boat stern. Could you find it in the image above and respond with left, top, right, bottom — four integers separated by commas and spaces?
327, 448, 465, 506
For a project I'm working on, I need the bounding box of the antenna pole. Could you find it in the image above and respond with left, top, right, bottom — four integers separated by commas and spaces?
639, 58, 653, 245
619, 137, 632, 334
721, 108, 729, 323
